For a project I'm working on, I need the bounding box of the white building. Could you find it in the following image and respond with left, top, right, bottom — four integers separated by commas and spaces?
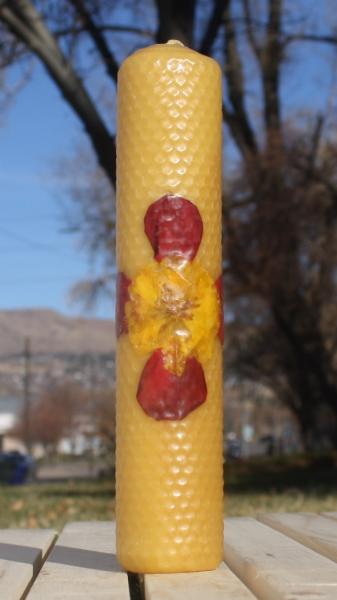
0, 396, 25, 452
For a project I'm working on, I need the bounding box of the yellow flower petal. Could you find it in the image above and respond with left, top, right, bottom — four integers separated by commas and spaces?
126, 258, 220, 374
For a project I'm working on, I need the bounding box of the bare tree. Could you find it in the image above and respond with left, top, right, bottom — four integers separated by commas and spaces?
225, 118, 337, 448
2, 1, 337, 447
12, 382, 85, 454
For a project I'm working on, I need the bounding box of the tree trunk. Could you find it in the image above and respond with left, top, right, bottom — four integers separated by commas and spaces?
272, 305, 337, 450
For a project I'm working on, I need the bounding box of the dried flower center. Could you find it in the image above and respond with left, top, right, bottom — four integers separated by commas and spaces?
125, 259, 220, 375
159, 282, 198, 319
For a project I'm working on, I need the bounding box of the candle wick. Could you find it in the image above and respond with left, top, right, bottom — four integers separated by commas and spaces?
166, 39, 185, 47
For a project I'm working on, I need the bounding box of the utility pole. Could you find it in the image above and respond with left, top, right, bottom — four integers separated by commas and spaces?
23, 336, 32, 454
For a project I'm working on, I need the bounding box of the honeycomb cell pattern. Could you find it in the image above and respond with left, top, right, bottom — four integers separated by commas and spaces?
116, 42, 224, 573
116, 43, 222, 280
116, 337, 224, 573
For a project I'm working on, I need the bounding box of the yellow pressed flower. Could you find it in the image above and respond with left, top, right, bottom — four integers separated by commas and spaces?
125, 258, 220, 375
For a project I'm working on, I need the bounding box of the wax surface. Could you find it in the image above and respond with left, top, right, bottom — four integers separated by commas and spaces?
116, 42, 224, 573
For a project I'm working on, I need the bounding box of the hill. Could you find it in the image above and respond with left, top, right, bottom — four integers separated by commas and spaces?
0, 309, 115, 356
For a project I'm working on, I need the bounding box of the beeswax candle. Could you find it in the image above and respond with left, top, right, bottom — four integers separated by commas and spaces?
116, 40, 224, 574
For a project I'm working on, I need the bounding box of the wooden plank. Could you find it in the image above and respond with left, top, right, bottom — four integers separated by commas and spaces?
223, 517, 337, 600
26, 522, 129, 600
258, 512, 337, 564
145, 562, 257, 599
322, 512, 337, 522
0, 529, 56, 600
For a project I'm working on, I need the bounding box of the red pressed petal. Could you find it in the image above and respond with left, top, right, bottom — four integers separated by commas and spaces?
137, 349, 207, 420
144, 194, 203, 261
215, 275, 224, 344
115, 271, 131, 338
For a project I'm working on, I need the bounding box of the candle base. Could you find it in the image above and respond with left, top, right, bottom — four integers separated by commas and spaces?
117, 546, 224, 574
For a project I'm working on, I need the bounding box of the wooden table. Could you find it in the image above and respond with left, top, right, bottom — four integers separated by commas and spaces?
1, 513, 337, 599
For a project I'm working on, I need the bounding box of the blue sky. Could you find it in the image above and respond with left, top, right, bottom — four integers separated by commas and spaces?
0, 2, 335, 319
0, 61, 114, 319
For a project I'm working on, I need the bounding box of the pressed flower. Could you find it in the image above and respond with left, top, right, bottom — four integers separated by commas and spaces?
125, 257, 220, 376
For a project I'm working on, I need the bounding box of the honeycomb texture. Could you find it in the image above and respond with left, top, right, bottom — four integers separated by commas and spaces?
116, 42, 222, 280
116, 42, 224, 573
116, 337, 224, 573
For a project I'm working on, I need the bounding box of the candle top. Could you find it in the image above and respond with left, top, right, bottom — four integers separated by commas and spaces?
119, 39, 221, 77
166, 39, 185, 46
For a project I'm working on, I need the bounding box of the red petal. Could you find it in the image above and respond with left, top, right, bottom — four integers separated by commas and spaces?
215, 275, 224, 344
116, 272, 131, 337
144, 194, 203, 261
137, 349, 207, 420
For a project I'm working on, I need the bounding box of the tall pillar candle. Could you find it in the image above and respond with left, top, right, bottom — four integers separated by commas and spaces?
116, 40, 224, 573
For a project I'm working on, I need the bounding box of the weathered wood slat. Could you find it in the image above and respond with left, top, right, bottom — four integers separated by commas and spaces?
26, 522, 129, 600
322, 512, 337, 522
258, 512, 337, 564
144, 562, 257, 599
0, 529, 56, 600
223, 517, 337, 600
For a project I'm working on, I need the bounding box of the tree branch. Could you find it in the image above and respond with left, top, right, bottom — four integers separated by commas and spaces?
261, 0, 283, 148
155, 0, 172, 43
0, 0, 116, 187
242, 0, 261, 58
0, 29, 27, 68
223, 104, 257, 161
272, 302, 337, 417
223, 0, 258, 158
68, 0, 119, 83
285, 33, 337, 46
306, 114, 324, 176
199, 0, 225, 56
53, 24, 154, 39
155, 0, 196, 47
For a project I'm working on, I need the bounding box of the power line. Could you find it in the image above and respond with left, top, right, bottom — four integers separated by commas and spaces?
0, 225, 63, 251
1, 215, 60, 223
0, 226, 79, 259
0, 277, 77, 286
0, 226, 50, 247
0, 248, 80, 257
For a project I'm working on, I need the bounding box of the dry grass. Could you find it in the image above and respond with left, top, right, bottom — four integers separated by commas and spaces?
0, 454, 336, 530
0, 479, 115, 530
225, 453, 337, 515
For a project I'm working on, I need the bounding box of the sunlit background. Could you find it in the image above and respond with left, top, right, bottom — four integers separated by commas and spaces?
0, 0, 337, 529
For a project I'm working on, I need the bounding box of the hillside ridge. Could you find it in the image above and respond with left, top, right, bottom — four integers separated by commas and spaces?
0, 309, 115, 355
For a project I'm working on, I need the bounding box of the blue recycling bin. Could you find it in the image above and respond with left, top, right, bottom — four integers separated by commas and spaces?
0, 452, 35, 485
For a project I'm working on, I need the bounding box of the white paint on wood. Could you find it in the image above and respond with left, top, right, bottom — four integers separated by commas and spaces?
26, 522, 129, 600
258, 512, 337, 564
145, 562, 257, 599
0, 529, 56, 600
223, 517, 337, 600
